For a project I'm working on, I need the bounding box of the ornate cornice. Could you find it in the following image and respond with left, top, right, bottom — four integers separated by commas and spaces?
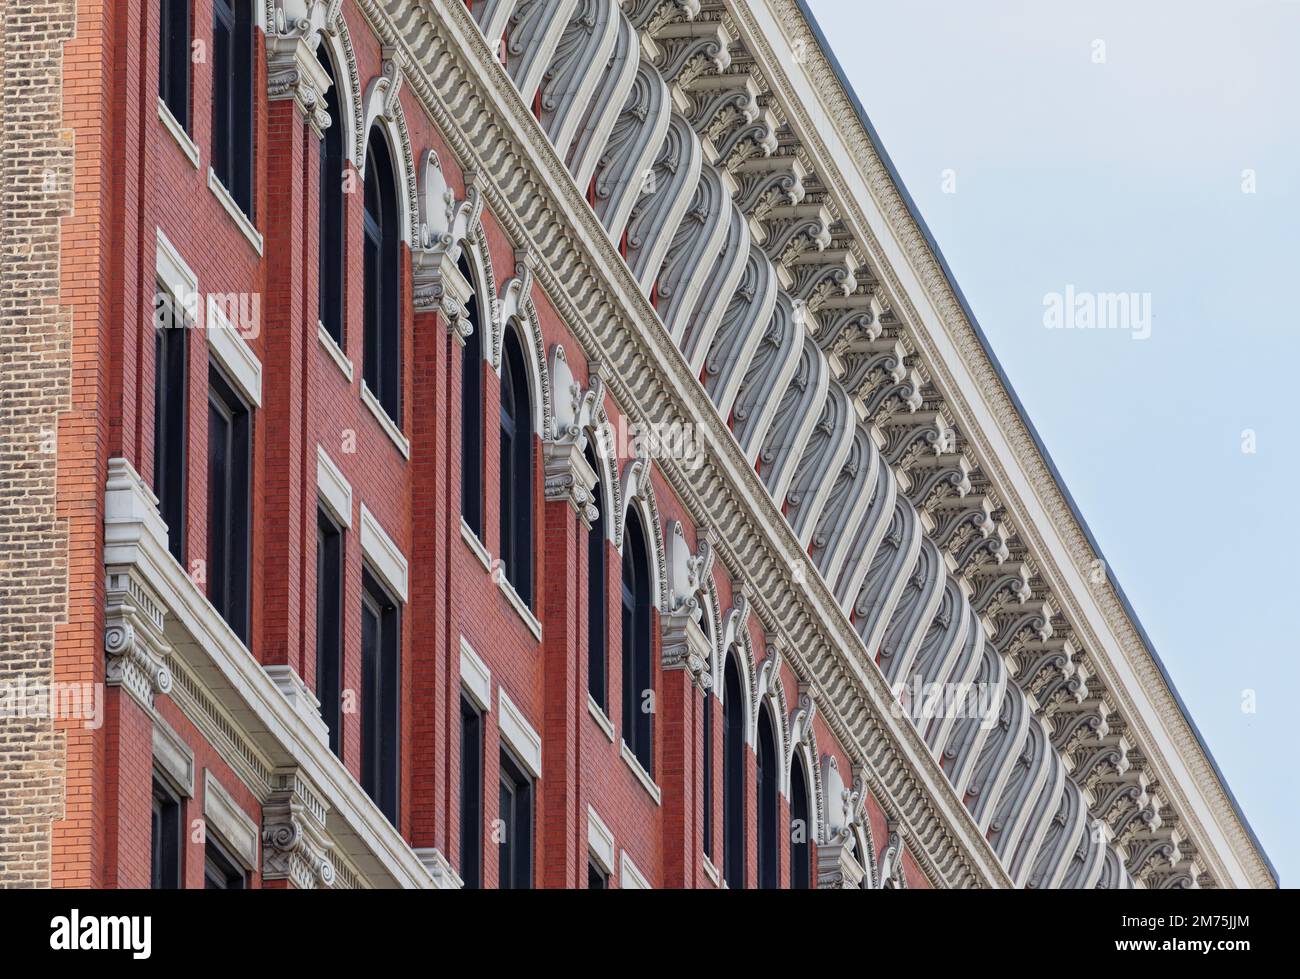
740, 0, 1271, 888
368, 0, 1009, 886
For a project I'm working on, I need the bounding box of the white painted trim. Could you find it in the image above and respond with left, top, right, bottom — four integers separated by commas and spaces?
318, 320, 354, 381
155, 228, 198, 305
206, 293, 263, 408
620, 849, 650, 890
104, 457, 436, 888
460, 518, 492, 571
157, 96, 199, 169
264, 664, 329, 748
207, 166, 263, 255
587, 694, 614, 742
360, 381, 411, 459
359, 504, 408, 604
702, 854, 720, 886
620, 741, 661, 806
414, 847, 464, 889
152, 714, 195, 797
459, 636, 491, 712
316, 446, 353, 529
203, 769, 260, 871
496, 572, 542, 641
587, 805, 615, 874
497, 688, 542, 779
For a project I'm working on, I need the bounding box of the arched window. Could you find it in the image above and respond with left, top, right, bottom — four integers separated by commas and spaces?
722, 651, 745, 887
586, 442, 607, 710
317, 47, 346, 347
459, 256, 484, 537
790, 751, 811, 889
621, 508, 653, 775
701, 614, 714, 862
499, 327, 533, 606
757, 705, 779, 888
363, 129, 401, 422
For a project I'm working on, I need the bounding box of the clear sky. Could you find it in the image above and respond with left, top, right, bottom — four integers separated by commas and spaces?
805, 0, 1299, 886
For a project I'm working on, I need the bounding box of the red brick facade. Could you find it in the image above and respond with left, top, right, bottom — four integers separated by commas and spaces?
19, 1, 933, 890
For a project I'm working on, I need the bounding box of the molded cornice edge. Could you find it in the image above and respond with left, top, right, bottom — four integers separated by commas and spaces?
742, 0, 1273, 888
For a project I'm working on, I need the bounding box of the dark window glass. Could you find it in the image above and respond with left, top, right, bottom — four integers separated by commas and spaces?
362, 129, 401, 423
361, 569, 400, 825
790, 751, 811, 889
702, 698, 713, 862
757, 705, 779, 888
151, 778, 183, 889
459, 695, 483, 889
154, 287, 188, 563
207, 365, 251, 643
621, 509, 653, 776
316, 48, 346, 346
498, 328, 533, 606
316, 508, 343, 757
723, 652, 745, 888
459, 258, 483, 536
498, 748, 533, 889
203, 837, 246, 889
586, 443, 607, 710
211, 0, 254, 217
588, 859, 607, 889
158, 0, 191, 130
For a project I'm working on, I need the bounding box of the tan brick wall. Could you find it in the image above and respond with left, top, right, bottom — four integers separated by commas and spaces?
0, 0, 77, 887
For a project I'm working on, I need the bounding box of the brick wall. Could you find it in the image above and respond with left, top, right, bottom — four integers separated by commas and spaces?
0, 0, 78, 888
15, 0, 927, 890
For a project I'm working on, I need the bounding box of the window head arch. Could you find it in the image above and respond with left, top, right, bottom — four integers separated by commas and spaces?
363, 127, 402, 423
621, 507, 653, 776
499, 325, 534, 606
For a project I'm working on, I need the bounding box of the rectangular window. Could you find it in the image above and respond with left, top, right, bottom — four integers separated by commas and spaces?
158, 0, 191, 130
316, 508, 343, 757
498, 748, 533, 889
212, 0, 254, 217
154, 285, 188, 563
203, 837, 246, 889
361, 569, 400, 825
459, 695, 483, 889
587, 858, 607, 889
207, 364, 251, 643
151, 777, 183, 889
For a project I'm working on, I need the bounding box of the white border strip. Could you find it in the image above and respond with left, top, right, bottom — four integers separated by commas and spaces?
360, 503, 408, 604
587, 805, 615, 874
316, 446, 353, 529
203, 770, 260, 871
497, 688, 542, 779
206, 293, 263, 408
459, 636, 491, 712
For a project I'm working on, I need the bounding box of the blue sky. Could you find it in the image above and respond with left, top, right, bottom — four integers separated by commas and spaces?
805, 0, 1299, 885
